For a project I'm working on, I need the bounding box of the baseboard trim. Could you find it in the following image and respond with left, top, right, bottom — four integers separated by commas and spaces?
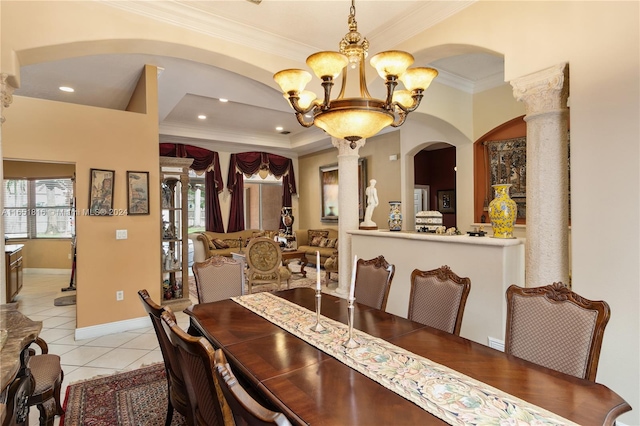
488, 337, 505, 352
24, 268, 71, 275
75, 316, 151, 340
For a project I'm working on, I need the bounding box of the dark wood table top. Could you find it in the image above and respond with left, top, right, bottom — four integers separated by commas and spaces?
185, 288, 631, 426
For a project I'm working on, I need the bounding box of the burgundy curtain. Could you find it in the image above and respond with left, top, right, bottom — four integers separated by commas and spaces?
159, 143, 224, 232
226, 152, 297, 232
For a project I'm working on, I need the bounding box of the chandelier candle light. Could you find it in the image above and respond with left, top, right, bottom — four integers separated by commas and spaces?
344, 255, 359, 348
274, 0, 438, 147
311, 251, 326, 332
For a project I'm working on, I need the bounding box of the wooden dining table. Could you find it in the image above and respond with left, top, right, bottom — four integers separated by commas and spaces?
185, 288, 631, 426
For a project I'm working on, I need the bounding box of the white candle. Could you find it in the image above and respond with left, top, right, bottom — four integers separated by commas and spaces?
316, 251, 321, 290
349, 255, 358, 300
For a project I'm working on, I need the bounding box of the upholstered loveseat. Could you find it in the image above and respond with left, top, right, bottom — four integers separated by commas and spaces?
296, 228, 338, 265
189, 229, 278, 263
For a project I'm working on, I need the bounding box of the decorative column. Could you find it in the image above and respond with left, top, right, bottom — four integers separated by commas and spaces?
511, 63, 570, 287
332, 137, 365, 295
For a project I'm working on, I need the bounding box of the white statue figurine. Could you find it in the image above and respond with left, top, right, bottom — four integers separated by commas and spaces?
360, 179, 379, 228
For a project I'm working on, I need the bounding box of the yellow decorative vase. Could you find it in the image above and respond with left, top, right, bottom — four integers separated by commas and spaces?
488, 184, 517, 239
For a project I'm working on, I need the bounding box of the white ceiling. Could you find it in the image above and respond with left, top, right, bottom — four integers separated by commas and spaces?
13, 0, 505, 156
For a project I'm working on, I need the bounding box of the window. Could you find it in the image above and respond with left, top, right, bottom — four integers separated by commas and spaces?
244, 173, 282, 230
3, 178, 74, 239
187, 171, 206, 233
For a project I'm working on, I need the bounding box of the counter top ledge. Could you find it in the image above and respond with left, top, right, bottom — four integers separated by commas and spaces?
348, 230, 524, 247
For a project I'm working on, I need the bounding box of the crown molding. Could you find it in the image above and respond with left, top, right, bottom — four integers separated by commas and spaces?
99, 0, 314, 62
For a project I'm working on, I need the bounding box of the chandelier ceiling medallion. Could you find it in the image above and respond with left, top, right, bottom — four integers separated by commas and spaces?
274, 0, 438, 147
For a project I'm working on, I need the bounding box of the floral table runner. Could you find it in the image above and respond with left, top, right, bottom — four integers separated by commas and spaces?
232, 292, 578, 426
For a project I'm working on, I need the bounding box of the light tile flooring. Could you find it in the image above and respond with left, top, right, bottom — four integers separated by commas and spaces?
15, 272, 192, 425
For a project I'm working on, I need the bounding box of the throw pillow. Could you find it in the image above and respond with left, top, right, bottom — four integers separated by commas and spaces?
310, 236, 324, 247
308, 230, 329, 245
223, 239, 241, 248
319, 237, 336, 248
212, 238, 229, 249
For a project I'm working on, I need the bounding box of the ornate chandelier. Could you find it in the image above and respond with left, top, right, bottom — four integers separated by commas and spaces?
274, 0, 438, 146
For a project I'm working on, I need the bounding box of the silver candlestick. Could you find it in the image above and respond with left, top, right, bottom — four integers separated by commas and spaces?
343, 297, 359, 348
310, 289, 326, 332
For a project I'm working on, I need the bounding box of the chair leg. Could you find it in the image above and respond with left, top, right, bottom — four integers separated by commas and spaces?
53, 373, 64, 415
36, 400, 56, 426
164, 400, 174, 426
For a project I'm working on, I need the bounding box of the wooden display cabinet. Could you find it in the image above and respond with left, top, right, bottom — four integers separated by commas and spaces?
160, 157, 193, 309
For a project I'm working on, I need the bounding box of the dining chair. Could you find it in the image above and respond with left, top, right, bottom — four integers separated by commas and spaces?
354, 255, 395, 311
214, 349, 293, 426
192, 255, 244, 302
138, 289, 192, 426
505, 282, 610, 382
160, 310, 233, 426
2, 358, 33, 426
245, 237, 291, 293
408, 266, 471, 335
26, 336, 64, 426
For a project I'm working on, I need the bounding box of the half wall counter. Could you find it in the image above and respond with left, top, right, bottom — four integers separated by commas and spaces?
348, 230, 524, 347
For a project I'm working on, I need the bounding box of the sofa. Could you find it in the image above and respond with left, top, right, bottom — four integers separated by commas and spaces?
189, 229, 279, 263
296, 228, 339, 266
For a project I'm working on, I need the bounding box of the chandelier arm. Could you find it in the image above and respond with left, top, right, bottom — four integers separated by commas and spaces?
320, 78, 335, 109
391, 110, 408, 128
359, 56, 372, 99
289, 96, 318, 115
336, 70, 347, 100
383, 77, 398, 109
295, 111, 316, 128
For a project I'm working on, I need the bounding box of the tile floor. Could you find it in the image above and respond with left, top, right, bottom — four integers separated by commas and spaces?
15, 272, 192, 425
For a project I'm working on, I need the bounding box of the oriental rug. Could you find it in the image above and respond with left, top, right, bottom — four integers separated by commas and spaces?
61, 363, 186, 426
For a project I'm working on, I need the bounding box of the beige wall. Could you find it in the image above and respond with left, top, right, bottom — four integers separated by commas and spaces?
297, 131, 401, 232
3, 65, 160, 329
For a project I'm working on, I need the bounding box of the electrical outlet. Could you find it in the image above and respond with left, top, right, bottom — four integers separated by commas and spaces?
116, 229, 128, 240
68, 253, 72, 259
116, 291, 124, 301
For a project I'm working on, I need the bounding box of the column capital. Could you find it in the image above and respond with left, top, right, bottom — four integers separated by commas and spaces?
511, 63, 569, 117
331, 138, 365, 156
1, 73, 16, 124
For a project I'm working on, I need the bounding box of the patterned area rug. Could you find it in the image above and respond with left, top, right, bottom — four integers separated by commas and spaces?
189, 261, 336, 301
61, 363, 186, 426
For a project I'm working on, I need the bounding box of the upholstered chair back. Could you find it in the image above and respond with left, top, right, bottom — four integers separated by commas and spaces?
161, 310, 232, 426
505, 282, 610, 381
408, 266, 471, 335
245, 237, 290, 293
193, 255, 243, 302
354, 255, 395, 311
137, 289, 191, 424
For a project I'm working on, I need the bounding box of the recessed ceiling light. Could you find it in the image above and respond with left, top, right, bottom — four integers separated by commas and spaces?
275, 126, 284, 132
198, 115, 207, 120
219, 98, 228, 103
59, 86, 74, 93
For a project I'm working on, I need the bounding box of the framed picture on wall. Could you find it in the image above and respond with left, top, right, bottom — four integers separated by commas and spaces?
320, 158, 367, 222
127, 171, 150, 215
89, 168, 115, 216
437, 189, 456, 214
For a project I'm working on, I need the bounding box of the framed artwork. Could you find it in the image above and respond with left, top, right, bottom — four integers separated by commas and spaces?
127, 171, 150, 215
89, 168, 115, 216
437, 189, 456, 214
320, 158, 367, 222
